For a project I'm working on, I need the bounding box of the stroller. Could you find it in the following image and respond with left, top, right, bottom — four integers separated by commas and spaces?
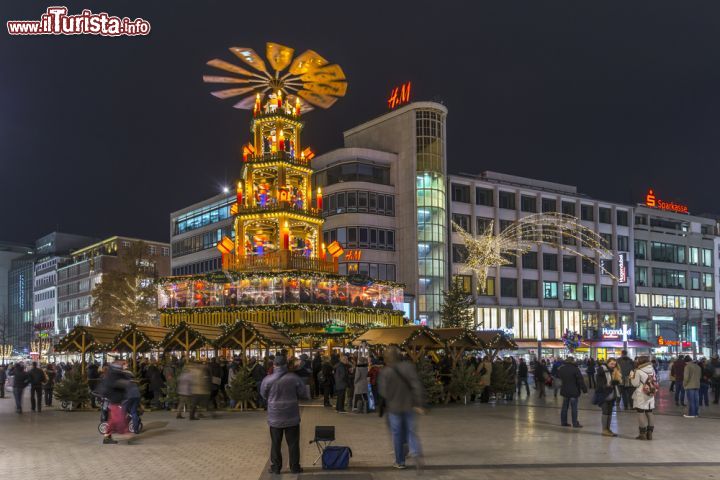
95, 393, 143, 435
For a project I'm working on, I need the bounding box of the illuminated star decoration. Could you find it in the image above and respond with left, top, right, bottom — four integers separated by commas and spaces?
452, 212, 617, 292
203, 42, 348, 112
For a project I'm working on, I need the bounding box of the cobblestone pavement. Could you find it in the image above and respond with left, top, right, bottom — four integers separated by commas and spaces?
2, 380, 720, 480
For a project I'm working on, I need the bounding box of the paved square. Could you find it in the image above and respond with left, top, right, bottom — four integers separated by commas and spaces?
1, 381, 719, 480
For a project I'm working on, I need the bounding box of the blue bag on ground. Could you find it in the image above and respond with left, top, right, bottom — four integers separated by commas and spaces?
322, 446, 352, 469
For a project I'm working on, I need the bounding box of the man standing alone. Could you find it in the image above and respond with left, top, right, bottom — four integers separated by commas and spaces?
683, 356, 701, 418
261, 355, 310, 475
28, 362, 46, 413
557, 356, 587, 428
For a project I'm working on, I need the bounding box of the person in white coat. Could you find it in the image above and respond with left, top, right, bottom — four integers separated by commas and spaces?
630, 356, 657, 440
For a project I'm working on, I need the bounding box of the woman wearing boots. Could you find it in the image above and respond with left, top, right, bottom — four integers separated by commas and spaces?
595, 358, 621, 437
630, 356, 656, 440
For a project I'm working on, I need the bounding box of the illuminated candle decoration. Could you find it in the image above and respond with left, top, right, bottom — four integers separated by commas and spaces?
236, 181, 243, 206
317, 187, 323, 211
282, 221, 290, 250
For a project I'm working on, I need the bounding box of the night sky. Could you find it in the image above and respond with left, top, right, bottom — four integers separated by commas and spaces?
3, 1, 720, 244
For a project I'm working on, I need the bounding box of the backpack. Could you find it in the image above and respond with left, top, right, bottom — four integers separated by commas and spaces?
642, 373, 659, 396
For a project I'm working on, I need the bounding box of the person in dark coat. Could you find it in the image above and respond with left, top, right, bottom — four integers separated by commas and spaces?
0, 365, 6, 398
333, 355, 349, 413
534, 360, 549, 398
617, 350, 635, 409
558, 356, 587, 428
12, 363, 29, 413
144, 359, 164, 409
248, 357, 267, 408
595, 358, 620, 436
311, 352, 322, 398
671, 356, 687, 407
87, 363, 100, 408
28, 362, 46, 413
517, 358, 530, 397
43, 364, 56, 406
320, 357, 334, 407
586, 357, 597, 389
260, 355, 310, 475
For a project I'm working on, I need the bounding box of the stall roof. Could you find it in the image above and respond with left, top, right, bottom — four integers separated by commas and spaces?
352, 326, 442, 348
433, 328, 482, 349
474, 330, 518, 350
55, 325, 122, 352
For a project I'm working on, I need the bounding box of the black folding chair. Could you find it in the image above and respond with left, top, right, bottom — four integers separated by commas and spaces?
309, 425, 335, 465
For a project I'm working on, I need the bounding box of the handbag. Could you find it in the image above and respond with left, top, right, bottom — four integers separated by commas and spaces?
322, 446, 352, 470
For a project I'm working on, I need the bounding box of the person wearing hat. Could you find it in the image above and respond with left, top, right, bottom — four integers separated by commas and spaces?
260, 354, 310, 475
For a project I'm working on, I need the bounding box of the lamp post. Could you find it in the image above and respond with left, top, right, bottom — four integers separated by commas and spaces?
537, 319, 543, 361
622, 322, 628, 352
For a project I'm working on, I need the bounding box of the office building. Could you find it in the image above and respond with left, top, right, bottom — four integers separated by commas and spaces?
0, 241, 33, 331
170, 193, 235, 275
448, 171, 635, 356
314, 101, 448, 324
56, 236, 170, 331
633, 190, 718, 357
32, 232, 97, 338
7, 249, 36, 354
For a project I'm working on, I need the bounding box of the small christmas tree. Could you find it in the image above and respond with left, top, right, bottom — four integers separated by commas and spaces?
227, 367, 256, 410
440, 278, 475, 329
448, 363, 481, 404
54, 368, 91, 409
160, 368, 180, 409
490, 360, 515, 398
416, 357, 444, 405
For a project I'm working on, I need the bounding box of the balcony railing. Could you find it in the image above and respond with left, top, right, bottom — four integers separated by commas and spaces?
247, 151, 310, 168
235, 202, 321, 218
223, 250, 337, 274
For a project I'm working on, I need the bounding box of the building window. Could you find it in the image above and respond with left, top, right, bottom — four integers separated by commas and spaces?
561, 201, 576, 216
501, 278, 517, 297
453, 275, 472, 294
541, 198, 556, 212
543, 253, 558, 271
522, 279, 538, 298
563, 283, 578, 300
599, 207, 612, 224
635, 293, 649, 307
601, 285, 613, 302
478, 277, 495, 296
580, 204, 594, 221
452, 244, 469, 263
636, 266, 648, 287
702, 273, 713, 292
583, 284, 596, 301
562, 255, 577, 272
651, 242, 686, 264
582, 258, 595, 274
499, 220, 513, 233
704, 297, 714, 310
498, 191, 516, 210
616, 210, 629, 226
702, 248, 713, 267
162, 247, 170, 256
600, 233, 612, 249
520, 195, 537, 213
317, 162, 391, 187
451, 183, 470, 203
617, 235, 629, 252
543, 281, 558, 299
688, 247, 699, 265
652, 268, 686, 289
618, 286, 630, 303
452, 214, 471, 233
476, 217, 492, 234
476, 187, 493, 206
635, 240, 647, 260
522, 252, 538, 269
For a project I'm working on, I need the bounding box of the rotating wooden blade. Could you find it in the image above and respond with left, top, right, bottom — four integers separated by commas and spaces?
266, 43, 294, 72
287, 94, 314, 113
211, 86, 256, 99
230, 47, 268, 74
298, 90, 338, 109
303, 81, 348, 97
289, 50, 329, 75
300, 64, 346, 83
202, 76, 251, 84
233, 95, 261, 109
206, 59, 255, 76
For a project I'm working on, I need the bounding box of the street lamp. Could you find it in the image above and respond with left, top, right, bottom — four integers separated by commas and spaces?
537, 318, 543, 361
622, 322, 628, 352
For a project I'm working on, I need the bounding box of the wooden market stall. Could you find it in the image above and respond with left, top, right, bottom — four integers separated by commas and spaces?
105, 324, 170, 373
54, 325, 121, 374
352, 326, 442, 362
160, 322, 223, 355
433, 328, 483, 367
474, 330, 518, 359
214, 320, 293, 361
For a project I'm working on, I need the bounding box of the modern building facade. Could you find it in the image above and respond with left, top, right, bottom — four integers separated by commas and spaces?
32, 232, 97, 339
56, 236, 170, 332
7, 253, 36, 354
633, 199, 717, 357
169, 193, 235, 275
314, 101, 449, 325
448, 171, 635, 355
0, 241, 33, 340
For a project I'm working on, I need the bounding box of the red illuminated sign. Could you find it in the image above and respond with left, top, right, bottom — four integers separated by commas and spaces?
388, 81, 411, 109
645, 189, 689, 214
657, 336, 692, 348
345, 250, 362, 261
